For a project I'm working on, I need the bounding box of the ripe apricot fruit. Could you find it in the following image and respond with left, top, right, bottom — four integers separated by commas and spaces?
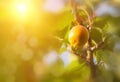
68, 25, 89, 48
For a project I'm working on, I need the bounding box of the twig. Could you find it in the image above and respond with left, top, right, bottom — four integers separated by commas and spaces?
92, 37, 106, 52
78, 7, 92, 29
92, 41, 104, 52
70, 46, 87, 60
70, 0, 83, 25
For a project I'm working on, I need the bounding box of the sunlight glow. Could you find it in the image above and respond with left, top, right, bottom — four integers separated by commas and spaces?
10, 1, 32, 18
17, 3, 27, 14
15, 2, 30, 17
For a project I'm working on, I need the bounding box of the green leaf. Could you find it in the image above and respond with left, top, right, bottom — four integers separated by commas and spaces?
91, 27, 103, 43
103, 35, 115, 51
59, 43, 67, 54
93, 17, 108, 28
64, 24, 71, 43
95, 50, 107, 64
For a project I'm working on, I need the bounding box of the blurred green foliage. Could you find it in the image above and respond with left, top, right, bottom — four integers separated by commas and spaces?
0, 0, 120, 82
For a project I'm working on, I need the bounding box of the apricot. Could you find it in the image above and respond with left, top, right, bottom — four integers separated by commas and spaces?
68, 25, 89, 48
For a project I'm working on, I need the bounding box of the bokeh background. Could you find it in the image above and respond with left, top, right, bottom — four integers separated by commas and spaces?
0, 0, 120, 82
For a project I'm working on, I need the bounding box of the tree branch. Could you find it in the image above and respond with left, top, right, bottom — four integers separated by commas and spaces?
70, 0, 97, 81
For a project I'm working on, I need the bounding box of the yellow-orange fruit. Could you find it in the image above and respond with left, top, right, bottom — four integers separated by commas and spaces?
68, 25, 89, 48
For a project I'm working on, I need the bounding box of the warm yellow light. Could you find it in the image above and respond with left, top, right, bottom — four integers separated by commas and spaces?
9, 2, 31, 20
17, 3, 27, 14
9, 1, 41, 21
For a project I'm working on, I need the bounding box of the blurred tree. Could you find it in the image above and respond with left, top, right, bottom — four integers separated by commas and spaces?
0, 0, 120, 82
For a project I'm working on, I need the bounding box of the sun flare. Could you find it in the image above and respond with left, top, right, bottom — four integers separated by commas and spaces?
9, 1, 42, 21
17, 3, 27, 14
10, 1, 31, 17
